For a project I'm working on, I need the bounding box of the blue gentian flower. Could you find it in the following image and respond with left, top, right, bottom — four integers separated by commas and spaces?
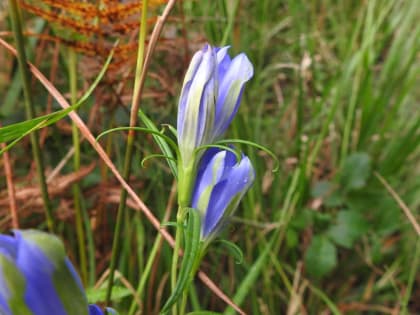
177, 44, 253, 167
191, 148, 255, 239
0, 230, 116, 315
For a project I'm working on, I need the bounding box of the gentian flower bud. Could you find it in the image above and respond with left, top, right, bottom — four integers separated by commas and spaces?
191, 148, 255, 239
0, 230, 116, 315
177, 44, 253, 168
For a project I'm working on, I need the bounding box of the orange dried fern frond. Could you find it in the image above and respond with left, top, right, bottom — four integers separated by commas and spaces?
19, 0, 166, 35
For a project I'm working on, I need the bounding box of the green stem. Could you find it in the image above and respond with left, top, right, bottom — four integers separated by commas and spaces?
170, 161, 197, 314
8, 0, 54, 232
68, 48, 87, 285
105, 0, 149, 305
170, 206, 186, 315
178, 161, 196, 209
128, 231, 163, 315
340, 67, 361, 166
220, 0, 240, 46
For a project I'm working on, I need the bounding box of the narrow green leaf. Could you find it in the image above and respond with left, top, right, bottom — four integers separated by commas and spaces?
223, 237, 274, 315
160, 209, 202, 314
195, 144, 242, 162
96, 126, 178, 154
215, 239, 244, 264
141, 154, 177, 167
138, 110, 178, 178
0, 45, 115, 155
186, 312, 223, 315
217, 138, 279, 172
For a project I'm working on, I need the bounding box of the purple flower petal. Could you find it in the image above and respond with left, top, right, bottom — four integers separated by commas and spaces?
14, 231, 70, 315
0, 230, 90, 315
89, 304, 104, 315
176, 44, 253, 167
192, 149, 255, 238
214, 53, 253, 139
0, 235, 17, 260
177, 45, 217, 167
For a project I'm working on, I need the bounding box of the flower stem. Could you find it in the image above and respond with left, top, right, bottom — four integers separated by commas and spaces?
8, 0, 54, 232
105, 0, 149, 305
170, 206, 187, 315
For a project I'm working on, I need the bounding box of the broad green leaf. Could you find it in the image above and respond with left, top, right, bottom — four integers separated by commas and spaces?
160, 209, 202, 314
286, 228, 299, 249
290, 209, 313, 230
340, 152, 371, 191
327, 209, 369, 248
305, 235, 337, 278
85, 286, 131, 304
311, 180, 332, 198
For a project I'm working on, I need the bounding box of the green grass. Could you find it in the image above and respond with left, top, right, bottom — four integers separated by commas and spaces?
0, 0, 419, 314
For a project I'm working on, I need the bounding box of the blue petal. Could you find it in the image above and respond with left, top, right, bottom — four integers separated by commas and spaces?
202, 155, 254, 237
202, 179, 230, 237
89, 305, 118, 315
106, 307, 118, 315
192, 149, 226, 206
195, 49, 216, 146
0, 235, 17, 260
177, 49, 204, 137
177, 45, 217, 166
14, 231, 68, 315
214, 53, 253, 139
216, 46, 232, 83
191, 149, 255, 238
89, 304, 104, 315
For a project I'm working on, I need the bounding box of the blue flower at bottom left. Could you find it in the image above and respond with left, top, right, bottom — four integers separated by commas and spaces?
0, 229, 116, 315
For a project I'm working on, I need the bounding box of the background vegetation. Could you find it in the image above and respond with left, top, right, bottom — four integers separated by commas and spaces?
0, 0, 419, 314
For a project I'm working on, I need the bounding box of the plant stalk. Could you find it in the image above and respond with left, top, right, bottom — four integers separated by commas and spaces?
69, 48, 88, 285
8, 0, 54, 232
105, 0, 149, 305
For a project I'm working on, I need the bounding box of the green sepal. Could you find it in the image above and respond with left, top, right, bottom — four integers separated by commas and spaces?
160, 209, 202, 314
